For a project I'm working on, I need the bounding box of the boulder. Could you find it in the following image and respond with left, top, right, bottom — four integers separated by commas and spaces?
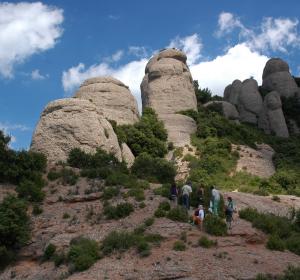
204, 101, 239, 121
224, 79, 242, 105
262, 58, 298, 98
140, 48, 197, 146
121, 143, 135, 168
237, 79, 263, 124
75, 76, 139, 125
258, 91, 289, 138
31, 98, 122, 163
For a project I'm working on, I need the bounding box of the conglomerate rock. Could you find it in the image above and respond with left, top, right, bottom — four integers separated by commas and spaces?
31, 98, 122, 163
140, 48, 197, 146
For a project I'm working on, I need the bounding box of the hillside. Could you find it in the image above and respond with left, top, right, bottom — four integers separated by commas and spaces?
0, 48, 300, 280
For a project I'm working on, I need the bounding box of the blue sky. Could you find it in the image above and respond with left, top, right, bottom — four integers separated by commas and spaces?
1, 0, 300, 150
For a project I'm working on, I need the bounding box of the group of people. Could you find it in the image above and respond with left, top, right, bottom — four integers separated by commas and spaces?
169, 182, 236, 230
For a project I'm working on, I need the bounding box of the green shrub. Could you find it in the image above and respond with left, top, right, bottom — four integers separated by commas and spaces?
103, 203, 134, 219
68, 237, 99, 271
32, 204, 43, 216
153, 183, 171, 198
256, 265, 300, 280
43, 243, 56, 260
101, 231, 136, 255
102, 186, 120, 200
154, 208, 166, 218
128, 188, 145, 201
144, 218, 155, 227
144, 233, 164, 244
47, 170, 61, 181
173, 241, 186, 251
203, 214, 227, 236
158, 201, 171, 211
266, 235, 285, 251
16, 178, 45, 202
167, 206, 189, 223
115, 107, 168, 158
285, 233, 300, 255
136, 240, 151, 257
132, 153, 176, 183
60, 168, 78, 185
0, 195, 30, 268
198, 236, 217, 248
53, 252, 65, 267
63, 213, 70, 219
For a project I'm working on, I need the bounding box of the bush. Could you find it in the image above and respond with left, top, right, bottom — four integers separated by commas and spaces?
68, 237, 99, 271
60, 168, 78, 185
102, 186, 120, 200
256, 265, 300, 280
158, 201, 171, 211
32, 204, 43, 216
167, 206, 189, 223
132, 153, 176, 183
154, 208, 166, 218
47, 170, 61, 181
198, 236, 217, 248
0, 195, 30, 268
16, 178, 45, 202
144, 218, 155, 227
266, 235, 285, 251
203, 214, 227, 236
101, 231, 136, 255
136, 240, 151, 257
115, 107, 168, 158
153, 183, 171, 198
285, 233, 300, 255
103, 203, 134, 219
128, 188, 145, 201
173, 241, 186, 251
43, 243, 56, 260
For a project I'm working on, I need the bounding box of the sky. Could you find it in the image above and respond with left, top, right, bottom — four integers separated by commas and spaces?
1, 0, 300, 150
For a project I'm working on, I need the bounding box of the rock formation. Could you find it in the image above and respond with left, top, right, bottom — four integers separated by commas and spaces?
140, 48, 197, 146
258, 91, 289, 138
31, 98, 122, 163
75, 76, 139, 125
224, 79, 242, 105
237, 79, 263, 124
204, 101, 239, 121
262, 58, 299, 98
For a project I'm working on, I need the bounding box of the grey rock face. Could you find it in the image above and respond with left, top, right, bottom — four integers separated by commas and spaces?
258, 91, 289, 138
262, 58, 298, 98
31, 98, 122, 163
224, 79, 242, 105
141, 48, 197, 146
75, 76, 139, 125
204, 101, 239, 120
238, 79, 263, 124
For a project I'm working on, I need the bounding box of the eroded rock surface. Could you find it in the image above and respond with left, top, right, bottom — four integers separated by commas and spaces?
75, 76, 139, 125
141, 48, 197, 146
204, 101, 239, 121
262, 58, 299, 98
31, 98, 122, 163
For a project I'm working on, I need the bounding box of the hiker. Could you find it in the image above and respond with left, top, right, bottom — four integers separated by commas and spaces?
225, 196, 235, 229
196, 186, 204, 205
182, 181, 192, 210
192, 205, 205, 230
169, 182, 179, 207
210, 185, 220, 216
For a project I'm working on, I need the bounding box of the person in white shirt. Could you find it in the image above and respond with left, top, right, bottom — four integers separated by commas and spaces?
211, 186, 220, 216
192, 204, 205, 230
181, 182, 192, 210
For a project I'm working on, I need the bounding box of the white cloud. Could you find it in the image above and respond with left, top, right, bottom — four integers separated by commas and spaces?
128, 46, 149, 58
168, 34, 202, 65
108, 14, 119, 20
190, 43, 269, 96
31, 69, 48, 80
0, 122, 30, 145
216, 12, 300, 53
0, 2, 63, 78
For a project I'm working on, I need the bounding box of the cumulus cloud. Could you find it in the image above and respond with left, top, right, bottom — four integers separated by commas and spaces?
168, 34, 202, 65
190, 43, 269, 96
216, 12, 300, 53
0, 2, 64, 78
128, 46, 149, 58
31, 69, 48, 80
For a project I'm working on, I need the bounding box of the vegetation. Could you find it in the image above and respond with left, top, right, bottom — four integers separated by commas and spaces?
47, 168, 78, 185
256, 265, 300, 280
115, 107, 168, 158
0, 195, 30, 268
0, 131, 47, 202
203, 214, 227, 236
103, 202, 134, 219
194, 80, 222, 105
132, 153, 176, 183
198, 236, 217, 248
43, 243, 56, 261
173, 240, 186, 251
239, 208, 300, 255
68, 237, 100, 272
